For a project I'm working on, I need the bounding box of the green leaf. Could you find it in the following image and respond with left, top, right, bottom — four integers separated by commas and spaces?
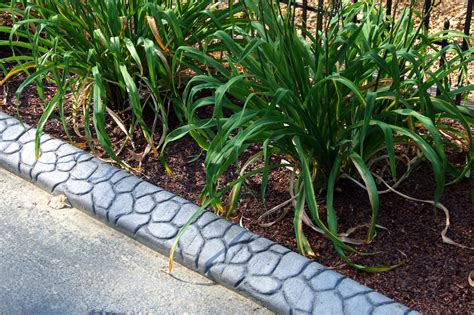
349, 151, 379, 242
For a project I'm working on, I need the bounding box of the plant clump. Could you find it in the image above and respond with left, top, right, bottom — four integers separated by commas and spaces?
166, 0, 473, 270
0, 0, 245, 165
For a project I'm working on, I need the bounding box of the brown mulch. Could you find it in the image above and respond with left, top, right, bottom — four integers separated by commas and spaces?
1, 73, 473, 314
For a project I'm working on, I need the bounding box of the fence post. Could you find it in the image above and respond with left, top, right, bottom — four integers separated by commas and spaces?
437, 20, 450, 97
386, 0, 392, 17
423, 0, 432, 30
317, 0, 324, 33
353, 0, 358, 23
456, 0, 473, 104
462, 0, 473, 52
302, 0, 308, 28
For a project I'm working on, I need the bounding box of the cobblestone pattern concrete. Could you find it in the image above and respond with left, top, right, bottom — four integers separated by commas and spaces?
0, 111, 418, 314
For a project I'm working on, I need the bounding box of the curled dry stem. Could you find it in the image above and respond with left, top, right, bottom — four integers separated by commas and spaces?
343, 151, 472, 250
258, 166, 299, 227
371, 172, 473, 250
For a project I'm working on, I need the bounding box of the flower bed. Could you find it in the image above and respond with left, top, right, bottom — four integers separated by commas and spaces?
1, 0, 473, 312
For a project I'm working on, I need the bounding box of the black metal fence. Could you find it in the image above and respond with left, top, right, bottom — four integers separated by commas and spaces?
279, 0, 473, 104
280, 0, 472, 40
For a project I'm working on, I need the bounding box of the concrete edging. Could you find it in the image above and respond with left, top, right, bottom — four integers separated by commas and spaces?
0, 111, 418, 314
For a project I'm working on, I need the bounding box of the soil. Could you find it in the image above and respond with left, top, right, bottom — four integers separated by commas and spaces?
1, 2, 473, 313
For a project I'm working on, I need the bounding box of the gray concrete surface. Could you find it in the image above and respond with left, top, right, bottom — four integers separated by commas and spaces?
0, 168, 270, 314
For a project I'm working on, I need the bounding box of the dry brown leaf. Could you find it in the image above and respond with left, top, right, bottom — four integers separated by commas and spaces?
48, 195, 71, 209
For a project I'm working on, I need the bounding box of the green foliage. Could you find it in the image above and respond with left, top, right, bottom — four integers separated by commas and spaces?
0, 0, 244, 164
165, 0, 474, 270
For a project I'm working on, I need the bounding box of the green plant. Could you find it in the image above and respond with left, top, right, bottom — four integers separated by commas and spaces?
0, 0, 244, 165
166, 0, 474, 270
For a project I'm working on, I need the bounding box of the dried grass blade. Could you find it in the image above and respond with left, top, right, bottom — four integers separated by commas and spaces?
146, 16, 170, 54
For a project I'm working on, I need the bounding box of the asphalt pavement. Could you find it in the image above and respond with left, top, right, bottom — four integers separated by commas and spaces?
0, 168, 270, 314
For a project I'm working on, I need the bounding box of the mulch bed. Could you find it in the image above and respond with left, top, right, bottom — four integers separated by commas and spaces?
1, 1, 473, 312
1, 72, 473, 314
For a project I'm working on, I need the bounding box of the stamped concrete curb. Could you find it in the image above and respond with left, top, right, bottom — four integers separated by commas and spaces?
0, 111, 418, 315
